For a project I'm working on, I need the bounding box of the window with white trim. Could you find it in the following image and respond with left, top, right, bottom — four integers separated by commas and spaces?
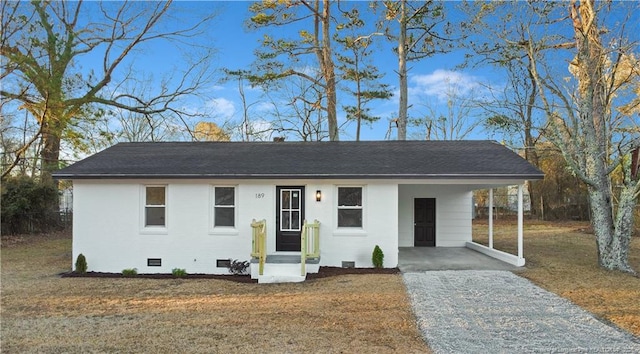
214, 186, 235, 227
337, 187, 362, 228
145, 186, 166, 227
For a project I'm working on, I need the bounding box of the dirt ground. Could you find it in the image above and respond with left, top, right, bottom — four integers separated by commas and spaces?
59, 265, 400, 282
473, 219, 640, 337
1, 231, 429, 353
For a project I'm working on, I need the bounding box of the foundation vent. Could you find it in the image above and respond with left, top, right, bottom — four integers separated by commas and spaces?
341, 261, 355, 268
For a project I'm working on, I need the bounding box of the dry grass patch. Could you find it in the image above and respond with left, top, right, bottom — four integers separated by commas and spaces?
473, 219, 640, 337
1, 232, 429, 353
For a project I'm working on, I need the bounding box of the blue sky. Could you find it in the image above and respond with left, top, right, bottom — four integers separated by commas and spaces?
3, 0, 636, 165
15, 0, 628, 147
162, 1, 498, 141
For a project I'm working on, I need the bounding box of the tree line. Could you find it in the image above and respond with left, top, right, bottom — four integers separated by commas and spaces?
1, 1, 638, 272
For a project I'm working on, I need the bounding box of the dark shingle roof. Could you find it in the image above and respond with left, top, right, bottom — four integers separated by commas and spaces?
52, 140, 544, 180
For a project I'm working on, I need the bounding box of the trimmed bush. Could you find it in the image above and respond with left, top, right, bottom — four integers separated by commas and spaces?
372, 245, 384, 268
172, 268, 187, 277
122, 268, 138, 277
75, 253, 87, 274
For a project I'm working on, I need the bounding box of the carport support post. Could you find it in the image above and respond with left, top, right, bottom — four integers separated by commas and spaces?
488, 188, 494, 249
517, 184, 524, 261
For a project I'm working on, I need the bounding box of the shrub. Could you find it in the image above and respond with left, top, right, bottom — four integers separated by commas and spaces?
172, 268, 187, 277
75, 253, 87, 274
122, 268, 138, 277
228, 259, 250, 275
372, 245, 384, 268
0, 176, 60, 235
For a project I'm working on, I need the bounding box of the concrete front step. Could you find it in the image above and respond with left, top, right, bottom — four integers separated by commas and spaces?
250, 254, 320, 283
256, 263, 306, 284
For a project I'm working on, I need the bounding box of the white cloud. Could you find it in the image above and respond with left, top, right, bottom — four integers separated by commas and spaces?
250, 120, 273, 141
243, 84, 264, 93
411, 70, 482, 100
206, 97, 236, 119
236, 119, 273, 142
255, 101, 277, 112
294, 65, 320, 77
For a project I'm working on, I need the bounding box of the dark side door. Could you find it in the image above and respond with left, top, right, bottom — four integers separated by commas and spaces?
414, 198, 436, 247
276, 186, 305, 251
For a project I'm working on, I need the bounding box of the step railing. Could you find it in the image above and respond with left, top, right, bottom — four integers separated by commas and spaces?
301, 219, 320, 276
251, 219, 267, 275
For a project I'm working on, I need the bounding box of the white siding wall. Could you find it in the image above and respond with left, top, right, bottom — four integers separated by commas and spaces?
398, 184, 473, 247
72, 179, 399, 274
314, 183, 398, 269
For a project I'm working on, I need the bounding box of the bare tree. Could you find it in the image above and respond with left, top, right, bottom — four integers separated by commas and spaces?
527, 0, 640, 272
410, 80, 480, 140
223, 69, 270, 142
263, 76, 329, 142
0, 107, 43, 177
0, 0, 217, 179
459, 0, 580, 219
460, 0, 552, 165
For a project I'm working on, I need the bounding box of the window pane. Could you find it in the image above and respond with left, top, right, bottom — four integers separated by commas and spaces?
215, 207, 234, 227
281, 211, 290, 230
291, 191, 299, 209
215, 187, 234, 206
338, 209, 362, 227
281, 191, 290, 208
146, 187, 165, 205
291, 211, 300, 229
146, 207, 165, 226
338, 187, 361, 206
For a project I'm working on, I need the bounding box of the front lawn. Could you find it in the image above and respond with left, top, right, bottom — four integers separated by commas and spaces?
1, 231, 429, 353
3, 220, 638, 353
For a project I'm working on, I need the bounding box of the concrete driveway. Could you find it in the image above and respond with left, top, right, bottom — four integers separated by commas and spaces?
403, 270, 640, 353
398, 247, 517, 272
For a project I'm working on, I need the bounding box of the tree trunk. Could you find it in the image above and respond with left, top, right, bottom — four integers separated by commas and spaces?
588, 183, 635, 272
40, 138, 59, 180
586, 180, 614, 263
524, 141, 541, 218
39, 119, 62, 183
564, 0, 635, 273
355, 58, 362, 142
524, 65, 541, 217
396, 0, 408, 141
605, 183, 636, 272
321, 0, 338, 141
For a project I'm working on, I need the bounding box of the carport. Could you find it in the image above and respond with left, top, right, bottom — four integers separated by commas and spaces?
398, 247, 518, 272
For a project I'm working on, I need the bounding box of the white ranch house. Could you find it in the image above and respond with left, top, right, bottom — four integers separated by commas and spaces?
53, 140, 543, 283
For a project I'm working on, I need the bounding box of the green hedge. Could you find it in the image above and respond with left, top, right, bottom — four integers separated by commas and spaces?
1, 177, 60, 235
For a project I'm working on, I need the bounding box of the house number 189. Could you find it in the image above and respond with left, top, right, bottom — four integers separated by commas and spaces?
255, 193, 265, 199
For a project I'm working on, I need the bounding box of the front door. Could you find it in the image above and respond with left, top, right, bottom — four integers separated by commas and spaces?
276, 186, 305, 251
414, 198, 436, 247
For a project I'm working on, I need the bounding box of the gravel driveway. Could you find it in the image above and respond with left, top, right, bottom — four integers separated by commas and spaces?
403, 270, 640, 353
